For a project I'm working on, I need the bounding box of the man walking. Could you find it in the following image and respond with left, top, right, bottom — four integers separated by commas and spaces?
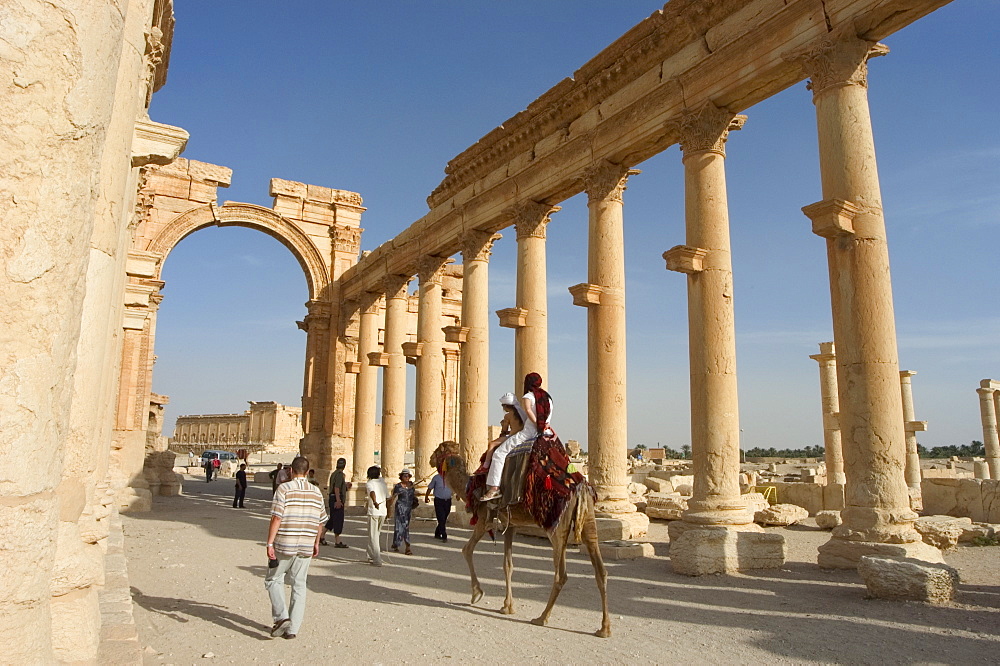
233, 463, 248, 508
424, 471, 452, 542
268, 463, 283, 494
265, 456, 327, 639
320, 457, 350, 548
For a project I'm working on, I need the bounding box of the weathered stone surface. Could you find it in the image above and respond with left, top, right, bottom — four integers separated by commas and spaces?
742, 492, 769, 514
755, 503, 808, 526
643, 476, 674, 493
580, 540, 654, 560
817, 538, 944, 570
914, 515, 973, 550
815, 510, 843, 529
645, 495, 687, 520
958, 523, 997, 543
668, 524, 786, 576
858, 556, 959, 603
921, 478, 1000, 523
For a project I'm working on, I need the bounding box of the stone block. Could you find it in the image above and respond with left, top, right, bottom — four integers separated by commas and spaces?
742, 492, 769, 514
580, 540, 654, 560
643, 476, 673, 493
668, 523, 786, 575
644, 495, 687, 520
959, 523, 997, 543
815, 510, 843, 529
858, 556, 959, 603
817, 538, 944, 570
755, 503, 808, 526
914, 515, 973, 550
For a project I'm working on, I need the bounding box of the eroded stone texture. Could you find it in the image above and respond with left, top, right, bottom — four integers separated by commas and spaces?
858, 556, 959, 603
755, 504, 809, 527
816, 510, 843, 529
914, 515, 973, 550
668, 523, 786, 576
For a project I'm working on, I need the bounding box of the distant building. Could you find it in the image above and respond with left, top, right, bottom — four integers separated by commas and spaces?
171, 401, 302, 453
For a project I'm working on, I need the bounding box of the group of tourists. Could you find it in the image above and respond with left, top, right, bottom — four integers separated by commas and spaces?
263, 372, 552, 639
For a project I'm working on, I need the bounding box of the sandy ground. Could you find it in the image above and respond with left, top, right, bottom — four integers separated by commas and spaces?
125, 476, 1000, 665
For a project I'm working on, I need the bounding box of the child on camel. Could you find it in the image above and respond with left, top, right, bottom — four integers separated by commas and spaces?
482, 373, 553, 502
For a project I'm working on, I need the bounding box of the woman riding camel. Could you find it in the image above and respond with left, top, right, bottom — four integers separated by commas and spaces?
482, 372, 553, 502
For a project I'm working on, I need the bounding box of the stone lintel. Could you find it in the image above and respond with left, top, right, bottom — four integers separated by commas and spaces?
801, 198, 861, 239
663, 245, 708, 274
496, 307, 528, 329
344, 361, 361, 374
979, 378, 1000, 391
401, 341, 423, 358
367, 351, 389, 367
443, 325, 469, 343
131, 118, 189, 167
905, 420, 928, 433
568, 283, 604, 307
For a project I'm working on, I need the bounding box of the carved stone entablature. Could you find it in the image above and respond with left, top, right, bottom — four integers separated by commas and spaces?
581, 161, 640, 204
417, 255, 451, 284
671, 102, 746, 156
980, 379, 1000, 391
905, 421, 928, 434
344, 361, 362, 374
142, 27, 165, 108
496, 307, 527, 329
506, 201, 560, 241
132, 168, 155, 231
663, 245, 708, 274
460, 230, 501, 263
443, 325, 469, 343
401, 341, 423, 359
382, 274, 412, 299
131, 118, 189, 167
367, 351, 389, 367
306, 300, 332, 319
333, 190, 365, 208
802, 199, 861, 239
443, 348, 461, 362
568, 283, 604, 307
786, 33, 889, 97
331, 225, 363, 254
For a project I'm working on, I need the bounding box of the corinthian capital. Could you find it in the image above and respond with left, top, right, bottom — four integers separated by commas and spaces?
417, 255, 450, 285
382, 274, 411, 300
359, 290, 383, 315
786, 33, 889, 97
505, 201, 560, 240
461, 230, 501, 263
581, 161, 640, 204
672, 102, 746, 156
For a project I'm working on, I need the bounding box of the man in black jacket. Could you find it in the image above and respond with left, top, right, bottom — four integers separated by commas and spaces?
234, 463, 248, 508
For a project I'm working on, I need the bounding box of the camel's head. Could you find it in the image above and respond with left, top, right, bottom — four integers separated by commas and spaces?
429, 440, 460, 471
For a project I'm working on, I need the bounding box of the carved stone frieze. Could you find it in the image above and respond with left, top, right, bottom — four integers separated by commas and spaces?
786, 33, 889, 97
672, 102, 746, 156
331, 225, 363, 254
506, 201, 560, 241
142, 27, 165, 108
460, 230, 501, 263
417, 255, 450, 284
581, 161, 640, 204
132, 167, 154, 231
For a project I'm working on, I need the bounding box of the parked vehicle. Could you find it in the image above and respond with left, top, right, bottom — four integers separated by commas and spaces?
200, 450, 239, 466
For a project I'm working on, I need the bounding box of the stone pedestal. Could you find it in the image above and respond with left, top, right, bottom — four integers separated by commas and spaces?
667, 522, 786, 576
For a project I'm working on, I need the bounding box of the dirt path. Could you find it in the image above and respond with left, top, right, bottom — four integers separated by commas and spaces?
125, 477, 1000, 664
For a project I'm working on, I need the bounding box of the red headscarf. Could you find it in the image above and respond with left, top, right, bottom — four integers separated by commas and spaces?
523, 372, 551, 430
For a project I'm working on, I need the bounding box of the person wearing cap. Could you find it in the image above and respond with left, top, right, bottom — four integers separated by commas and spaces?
482, 373, 554, 502
388, 468, 416, 555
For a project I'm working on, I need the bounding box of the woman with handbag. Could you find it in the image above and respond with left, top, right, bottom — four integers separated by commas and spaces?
388, 469, 417, 555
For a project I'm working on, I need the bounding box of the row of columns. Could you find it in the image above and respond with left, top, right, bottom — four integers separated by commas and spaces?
976, 379, 1000, 479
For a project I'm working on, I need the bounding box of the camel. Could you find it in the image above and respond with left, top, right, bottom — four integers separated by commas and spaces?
430, 440, 611, 638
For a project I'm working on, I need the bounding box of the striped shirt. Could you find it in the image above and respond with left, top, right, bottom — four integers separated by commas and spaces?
271, 478, 329, 557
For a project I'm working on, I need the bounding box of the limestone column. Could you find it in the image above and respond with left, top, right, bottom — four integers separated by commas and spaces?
978, 380, 1000, 479
414, 256, 449, 489
568, 161, 646, 539
663, 103, 758, 527
458, 231, 500, 465
379, 275, 411, 480
794, 34, 939, 567
899, 370, 926, 509
351, 293, 382, 503
508, 202, 558, 388
809, 342, 846, 484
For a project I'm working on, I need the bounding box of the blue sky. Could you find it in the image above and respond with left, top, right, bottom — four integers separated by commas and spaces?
150, 1, 999, 452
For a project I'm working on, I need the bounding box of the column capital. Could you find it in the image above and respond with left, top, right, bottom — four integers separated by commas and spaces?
505, 201, 560, 240
382, 274, 411, 300
663, 245, 708, 274
331, 225, 363, 254
978, 387, 997, 398
568, 283, 604, 307
671, 101, 746, 157
417, 255, 450, 284
581, 161, 640, 204
443, 348, 461, 362
495, 307, 527, 329
899, 370, 918, 380
809, 352, 836, 364
786, 33, 889, 97
443, 325, 469, 343
460, 229, 501, 263
358, 291, 383, 315
367, 351, 389, 367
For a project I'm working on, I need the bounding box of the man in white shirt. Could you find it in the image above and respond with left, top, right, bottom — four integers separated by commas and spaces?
365, 465, 388, 566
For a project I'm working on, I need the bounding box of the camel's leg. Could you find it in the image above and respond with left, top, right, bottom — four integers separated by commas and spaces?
581, 510, 611, 638
530, 503, 572, 627
463, 510, 490, 604
500, 527, 516, 614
